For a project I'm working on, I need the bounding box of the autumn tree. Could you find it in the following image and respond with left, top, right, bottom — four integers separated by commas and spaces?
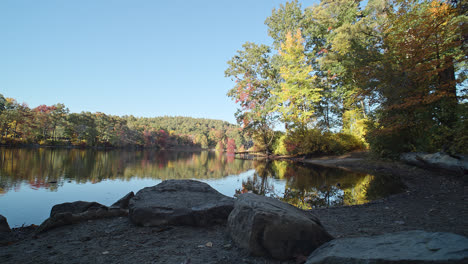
274, 29, 321, 129
216, 140, 225, 152
226, 0, 466, 156
365, 0, 466, 155
226, 138, 236, 154
195, 134, 209, 148
225, 42, 280, 153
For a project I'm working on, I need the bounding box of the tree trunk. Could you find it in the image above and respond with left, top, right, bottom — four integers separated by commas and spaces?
437, 57, 458, 129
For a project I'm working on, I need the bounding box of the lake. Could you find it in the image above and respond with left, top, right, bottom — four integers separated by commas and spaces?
0, 148, 404, 227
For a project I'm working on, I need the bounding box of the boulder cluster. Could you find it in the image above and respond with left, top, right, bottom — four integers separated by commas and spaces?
1, 179, 467, 262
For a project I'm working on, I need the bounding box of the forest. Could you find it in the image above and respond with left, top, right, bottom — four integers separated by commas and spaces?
1, 0, 466, 158
225, 0, 467, 157
0, 93, 247, 150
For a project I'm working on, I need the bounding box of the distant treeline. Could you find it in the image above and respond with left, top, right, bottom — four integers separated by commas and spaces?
0, 94, 249, 149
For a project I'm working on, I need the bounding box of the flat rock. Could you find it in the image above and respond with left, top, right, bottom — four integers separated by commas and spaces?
228, 193, 333, 260
50, 201, 108, 217
401, 152, 468, 173
306, 230, 468, 264
128, 180, 234, 227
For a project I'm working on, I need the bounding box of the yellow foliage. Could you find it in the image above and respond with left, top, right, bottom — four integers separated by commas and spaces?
273, 29, 321, 127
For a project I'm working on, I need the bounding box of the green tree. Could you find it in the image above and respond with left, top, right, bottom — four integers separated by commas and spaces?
225, 42, 280, 153
50, 103, 69, 141
265, 0, 310, 51
0, 93, 5, 114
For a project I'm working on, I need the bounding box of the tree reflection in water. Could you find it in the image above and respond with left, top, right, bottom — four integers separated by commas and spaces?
0, 148, 404, 209
0, 148, 254, 193
235, 160, 404, 209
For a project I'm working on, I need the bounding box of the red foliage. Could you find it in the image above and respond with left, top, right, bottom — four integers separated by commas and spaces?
285, 140, 298, 153
226, 138, 236, 154
34, 105, 56, 113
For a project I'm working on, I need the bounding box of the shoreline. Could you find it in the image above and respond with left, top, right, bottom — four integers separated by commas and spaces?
1, 153, 466, 263
0, 144, 210, 151
302, 152, 467, 238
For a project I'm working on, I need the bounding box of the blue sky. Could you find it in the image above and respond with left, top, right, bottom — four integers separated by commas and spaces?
1, 0, 318, 124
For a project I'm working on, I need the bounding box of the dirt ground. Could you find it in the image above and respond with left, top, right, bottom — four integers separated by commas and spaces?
1, 152, 466, 264
303, 152, 467, 238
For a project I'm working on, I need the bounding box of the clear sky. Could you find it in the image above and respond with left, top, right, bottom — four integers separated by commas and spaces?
0, 0, 317, 124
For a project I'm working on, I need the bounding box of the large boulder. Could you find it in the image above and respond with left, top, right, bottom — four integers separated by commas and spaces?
128, 180, 234, 227
110, 191, 134, 209
306, 230, 468, 264
50, 201, 108, 217
401, 152, 468, 173
228, 193, 333, 260
0, 214, 11, 233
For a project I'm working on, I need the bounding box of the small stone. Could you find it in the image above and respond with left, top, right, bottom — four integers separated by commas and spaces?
205, 242, 213, 247
102, 251, 109, 255
394, 220, 405, 225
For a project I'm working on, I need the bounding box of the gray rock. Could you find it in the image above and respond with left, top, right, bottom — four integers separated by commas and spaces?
50, 201, 108, 217
228, 193, 333, 260
0, 214, 11, 233
129, 180, 234, 227
36, 208, 128, 233
306, 230, 468, 264
110, 191, 134, 209
401, 152, 468, 173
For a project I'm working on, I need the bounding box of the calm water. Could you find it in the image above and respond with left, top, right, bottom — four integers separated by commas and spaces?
0, 148, 404, 227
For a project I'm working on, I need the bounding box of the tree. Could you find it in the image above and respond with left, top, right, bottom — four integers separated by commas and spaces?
225, 42, 280, 153
33, 105, 56, 140
197, 134, 209, 148
273, 29, 321, 129
65, 112, 98, 146
0, 98, 21, 139
50, 103, 69, 141
265, 0, 309, 51
309, 0, 387, 131
226, 138, 236, 153
366, 0, 466, 154
0, 93, 5, 114
216, 140, 225, 152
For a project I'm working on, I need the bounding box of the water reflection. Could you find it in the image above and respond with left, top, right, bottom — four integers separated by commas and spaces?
0, 148, 252, 194
236, 160, 404, 209
0, 148, 404, 226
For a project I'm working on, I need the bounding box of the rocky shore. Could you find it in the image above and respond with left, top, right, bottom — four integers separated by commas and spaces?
1, 153, 467, 263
